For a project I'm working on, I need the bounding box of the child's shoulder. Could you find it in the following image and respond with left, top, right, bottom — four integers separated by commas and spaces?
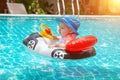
66, 33, 77, 38
65, 33, 77, 43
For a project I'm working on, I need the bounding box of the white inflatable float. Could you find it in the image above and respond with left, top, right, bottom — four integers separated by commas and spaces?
23, 24, 97, 60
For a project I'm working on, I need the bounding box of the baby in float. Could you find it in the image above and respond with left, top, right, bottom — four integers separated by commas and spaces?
23, 15, 97, 59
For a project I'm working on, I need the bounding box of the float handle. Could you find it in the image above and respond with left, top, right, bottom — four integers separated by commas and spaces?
39, 24, 54, 40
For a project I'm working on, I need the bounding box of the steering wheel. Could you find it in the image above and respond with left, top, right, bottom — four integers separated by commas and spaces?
39, 24, 54, 40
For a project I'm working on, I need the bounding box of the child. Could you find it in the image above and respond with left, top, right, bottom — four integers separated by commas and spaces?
49, 15, 80, 48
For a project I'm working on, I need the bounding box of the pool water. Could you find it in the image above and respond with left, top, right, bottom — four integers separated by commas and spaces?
0, 15, 120, 80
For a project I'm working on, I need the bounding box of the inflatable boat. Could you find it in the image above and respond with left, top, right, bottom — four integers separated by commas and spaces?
23, 24, 97, 60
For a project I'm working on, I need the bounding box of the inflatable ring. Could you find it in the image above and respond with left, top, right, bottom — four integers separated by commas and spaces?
23, 32, 97, 60
66, 36, 98, 53
39, 24, 54, 40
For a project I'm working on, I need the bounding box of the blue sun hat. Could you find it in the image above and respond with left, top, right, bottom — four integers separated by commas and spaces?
57, 15, 80, 35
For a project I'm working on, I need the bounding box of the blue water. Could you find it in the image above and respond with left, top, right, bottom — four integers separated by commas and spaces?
0, 16, 120, 80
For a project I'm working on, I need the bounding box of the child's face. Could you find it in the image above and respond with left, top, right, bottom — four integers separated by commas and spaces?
59, 22, 73, 37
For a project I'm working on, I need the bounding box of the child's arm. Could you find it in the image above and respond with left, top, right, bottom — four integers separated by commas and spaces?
52, 35, 59, 40
48, 42, 65, 48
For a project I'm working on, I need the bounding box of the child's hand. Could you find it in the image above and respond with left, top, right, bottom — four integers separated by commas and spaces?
48, 42, 65, 48
48, 42, 59, 48
48, 45, 55, 48
52, 35, 59, 40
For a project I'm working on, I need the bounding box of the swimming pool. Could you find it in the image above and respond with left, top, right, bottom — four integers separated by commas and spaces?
0, 15, 120, 80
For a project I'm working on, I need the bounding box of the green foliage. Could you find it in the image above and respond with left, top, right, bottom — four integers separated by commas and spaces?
10, 0, 55, 14
14, 0, 46, 14
28, 0, 45, 14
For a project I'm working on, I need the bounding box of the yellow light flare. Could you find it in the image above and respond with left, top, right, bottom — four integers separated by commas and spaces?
108, 0, 120, 13
115, 0, 120, 2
